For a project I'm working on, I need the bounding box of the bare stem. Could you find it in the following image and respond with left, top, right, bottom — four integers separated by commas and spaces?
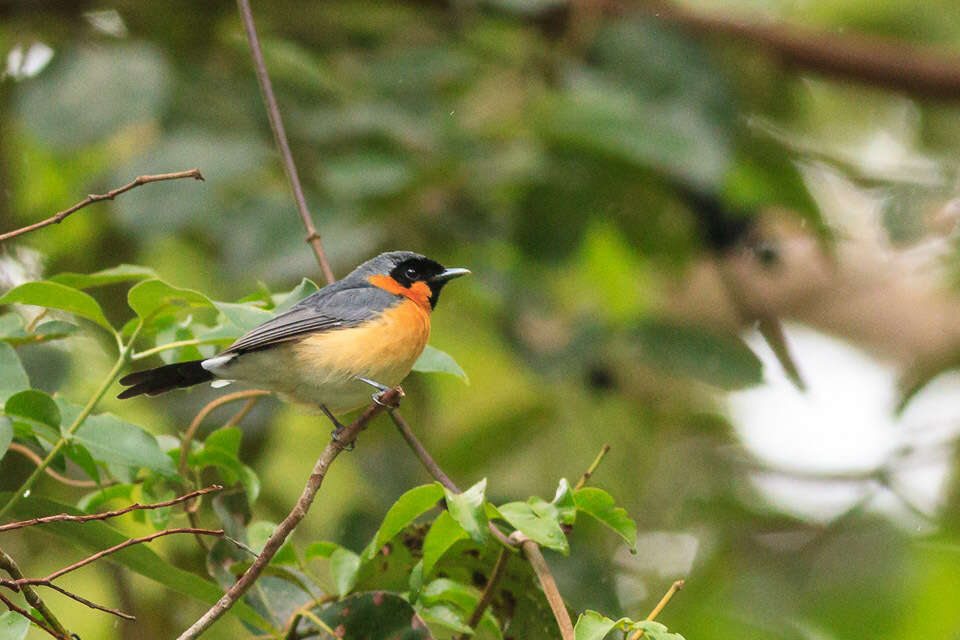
236, 0, 335, 284
627, 580, 685, 640
0, 170, 203, 243
0, 485, 222, 533
388, 409, 459, 492
174, 387, 403, 640
462, 547, 509, 635
574, 443, 611, 490
513, 532, 575, 640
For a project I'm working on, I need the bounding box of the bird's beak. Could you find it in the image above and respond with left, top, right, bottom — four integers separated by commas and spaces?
431, 267, 471, 282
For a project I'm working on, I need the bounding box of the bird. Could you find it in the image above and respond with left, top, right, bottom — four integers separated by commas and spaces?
117, 251, 469, 432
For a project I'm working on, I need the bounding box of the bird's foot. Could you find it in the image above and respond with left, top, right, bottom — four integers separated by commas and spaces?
321, 404, 355, 451
355, 377, 395, 407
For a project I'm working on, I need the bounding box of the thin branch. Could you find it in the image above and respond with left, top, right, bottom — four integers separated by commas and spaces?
0, 485, 222, 533
574, 443, 611, 490
646, 1, 960, 100
627, 579, 685, 640
9, 528, 223, 587
388, 409, 459, 492
462, 547, 509, 635
174, 387, 403, 640
236, 0, 335, 284
0, 591, 70, 640
512, 532, 575, 640
5, 442, 107, 489
0, 170, 204, 243
41, 582, 135, 621
0, 548, 68, 636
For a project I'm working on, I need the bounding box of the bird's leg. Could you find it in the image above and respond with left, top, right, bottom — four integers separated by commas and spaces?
355, 377, 393, 406
320, 404, 354, 451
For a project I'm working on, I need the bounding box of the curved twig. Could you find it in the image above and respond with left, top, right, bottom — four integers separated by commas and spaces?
5, 442, 107, 489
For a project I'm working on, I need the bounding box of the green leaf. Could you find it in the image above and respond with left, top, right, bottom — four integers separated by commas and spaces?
315, 591, 432, 639
497, 502, 568, 554
0, 416, 12, 459
248, 521, 299, 566
0, 492, 273, 633
574, 610, 622, 640
305, 541, 339, 560
214, 301, 273, 332
5, 390, 60, 429
363, 483, 445, 561
0, 344, 29, 404
77, 483, 135, 512
573, 488, 636, 546
273, 278, 319, 314
192, 428, 259, 503
416, 602, 473, 634
444, 479, 489, 545
0, 281, 113, 332
0, 610, 29, 640
330, 547, 362, 597
551, 478, 577, 526
629, 621, 685, 640
64, 442, 100, 484
58, 400, 178, 479
127, 279, 214, 322
421, 510, 469, 578
633, 319, 762, 390
50, 264, 157, 289
413, 345, 469, 383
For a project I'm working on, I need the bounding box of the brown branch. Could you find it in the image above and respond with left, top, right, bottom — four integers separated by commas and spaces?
646, 2, 960, 100
0, 548, 68, 636
174, 387, 403, 640
388, 409, 459, 492
513, 532, 575, 640
0, 590, 70, 640
0, 485, 222, 533
8, 528, 222, 588
236, 0, 335, 284
462, 546, 509, 635
41, 582, 135, 621
5, 442, 105, 488
0, 169, 204, 243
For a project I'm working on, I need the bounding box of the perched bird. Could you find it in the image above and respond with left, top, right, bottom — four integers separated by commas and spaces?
118, 251, 469, 429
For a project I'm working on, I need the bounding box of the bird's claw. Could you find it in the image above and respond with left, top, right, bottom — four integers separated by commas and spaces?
330, 427, 356, 451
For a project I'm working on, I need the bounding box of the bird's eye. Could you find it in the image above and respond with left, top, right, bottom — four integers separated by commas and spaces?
403, 267, 419, 281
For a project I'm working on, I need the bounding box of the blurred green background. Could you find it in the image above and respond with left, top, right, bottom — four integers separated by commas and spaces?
3, 0, 960, 638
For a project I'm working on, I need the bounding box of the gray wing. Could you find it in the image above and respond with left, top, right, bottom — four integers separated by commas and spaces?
225, 279, 400, 353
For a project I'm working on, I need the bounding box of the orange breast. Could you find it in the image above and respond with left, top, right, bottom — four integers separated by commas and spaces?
292, 299, 431, 386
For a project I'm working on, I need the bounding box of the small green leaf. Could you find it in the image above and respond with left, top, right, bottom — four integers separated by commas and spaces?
416, 602, 473, 634
6, 389, 60, 431
330, 547, 362, 597
629, 621, 685, 640
64, 442, 100, 483
573, 488, 636, 546
77, 483, 136, 512
0, 343, 29, 404
413, 345, 469, 383
214, 301, 273, 332
50, 264, 157, 289
273, 278, 319, 314
497, 502, 569, 554
0, 416, 11, 459
305, 541, 339, 560
444, 479, 489, 545
421, 510, 469, 578
0, 281, 113, 332
248, 521, 298, 566
127, 279, 214, 322
0, 610, 29, 640
59, 399, 178, 479
363, 483, 445, 561
574, 610, 622, 640
551, 478, 577, 525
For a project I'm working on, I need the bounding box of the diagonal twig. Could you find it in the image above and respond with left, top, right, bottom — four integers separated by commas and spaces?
0, 548, 69, 636
0, 590, 70, 640
174, 387, 404, 640
0, 169, 204, 243
236, 0, 335, 284
0, 485, 222, 533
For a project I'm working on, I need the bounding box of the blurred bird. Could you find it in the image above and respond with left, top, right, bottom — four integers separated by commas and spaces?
117, 251, 469, 431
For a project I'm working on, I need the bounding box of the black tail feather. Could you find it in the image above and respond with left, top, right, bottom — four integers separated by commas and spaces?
117, 360, 214, 399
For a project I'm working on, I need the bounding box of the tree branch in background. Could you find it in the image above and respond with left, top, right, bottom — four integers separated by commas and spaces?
5, 442, 107, 489
0, 169, 204, 243
174, 387, 404, 640
646, 1, 960, 100
0, 485, 222, 533
236, 0, 336, 284
0, 548, 69, 637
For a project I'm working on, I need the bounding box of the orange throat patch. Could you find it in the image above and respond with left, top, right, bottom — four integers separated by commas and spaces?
367, 275, 433, 312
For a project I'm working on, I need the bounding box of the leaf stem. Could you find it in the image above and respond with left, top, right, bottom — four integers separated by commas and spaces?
131, 336, 232, 360
0, 322, 142, 521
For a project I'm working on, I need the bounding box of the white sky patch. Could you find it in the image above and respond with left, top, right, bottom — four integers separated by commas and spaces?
84, 9, 129, 38
727, 324, 960, 525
